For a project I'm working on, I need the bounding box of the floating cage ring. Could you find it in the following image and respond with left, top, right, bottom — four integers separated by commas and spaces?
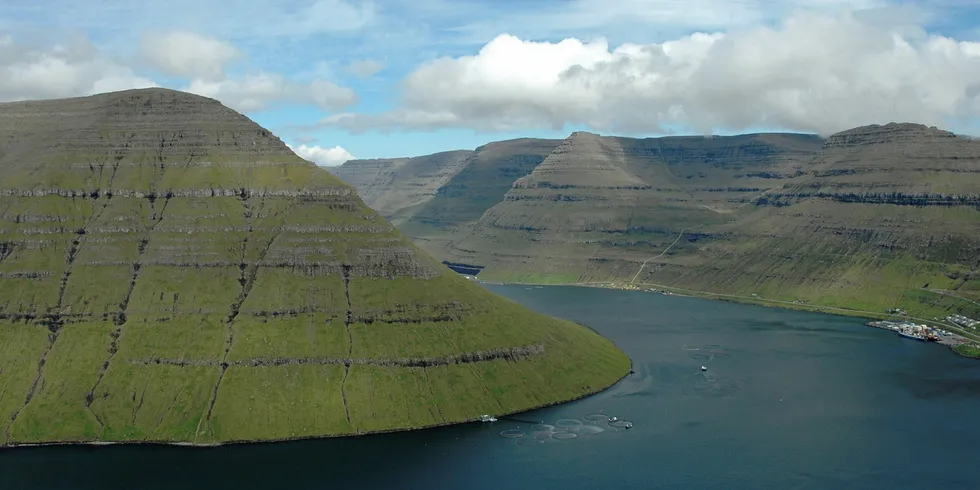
555, 418, 583, 428
609, 420, 633, 428
584, 413, 610, 422
531, 424, 555, 432
551, 431, 578, 440
500, 429, 525, 439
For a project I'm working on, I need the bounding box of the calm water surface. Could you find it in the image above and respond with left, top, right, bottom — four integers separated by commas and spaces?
3, 285, 980, 489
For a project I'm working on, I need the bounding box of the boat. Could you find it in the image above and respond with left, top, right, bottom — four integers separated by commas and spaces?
479, 414, 497, 422
701, 365, 707, 372
897, 330, 928, 342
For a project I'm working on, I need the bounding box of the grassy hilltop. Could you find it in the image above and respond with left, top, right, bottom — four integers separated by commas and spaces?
337, 124, 980, 327
0, 88, 630, 446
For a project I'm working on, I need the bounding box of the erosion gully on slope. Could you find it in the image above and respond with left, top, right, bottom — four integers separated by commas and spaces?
341, 263, 355, 430
5, 193, 112, 443
202, 196, 284, 441
84, 194, 173, 431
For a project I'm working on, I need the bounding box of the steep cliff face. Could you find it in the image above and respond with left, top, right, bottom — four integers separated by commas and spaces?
396, 138, 561, 254
0, 88, 630, 446
328, 150, 472, 221
332, 138, 560, 256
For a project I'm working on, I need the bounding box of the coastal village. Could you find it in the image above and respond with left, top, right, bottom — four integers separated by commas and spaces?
866, 314, 978, 350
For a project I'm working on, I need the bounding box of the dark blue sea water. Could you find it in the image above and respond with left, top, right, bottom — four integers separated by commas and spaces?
2, 285, 979, 489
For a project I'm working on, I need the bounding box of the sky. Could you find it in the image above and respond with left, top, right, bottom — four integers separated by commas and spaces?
2, 1, 980, 166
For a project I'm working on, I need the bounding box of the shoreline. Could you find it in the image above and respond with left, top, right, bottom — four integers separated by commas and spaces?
482, 279, 980, 361
0, 334, 633, 451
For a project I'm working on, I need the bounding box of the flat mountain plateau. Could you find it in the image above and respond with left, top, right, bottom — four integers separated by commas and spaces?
0, 88, 630, 446
336, 124, 980, 330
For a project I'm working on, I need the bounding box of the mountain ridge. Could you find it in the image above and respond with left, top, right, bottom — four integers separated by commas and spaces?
335, 122, 980, 326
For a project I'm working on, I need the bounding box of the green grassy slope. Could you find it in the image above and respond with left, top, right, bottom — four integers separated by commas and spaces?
440, 131, 824, 280
0, 88, 630, 446
357, 125, 980, 325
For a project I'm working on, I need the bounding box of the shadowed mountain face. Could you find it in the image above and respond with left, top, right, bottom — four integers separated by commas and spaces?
327, 150, 473, 220
0, 88, 630, 446
333, 138, 561, 256
338, 124, 980, 321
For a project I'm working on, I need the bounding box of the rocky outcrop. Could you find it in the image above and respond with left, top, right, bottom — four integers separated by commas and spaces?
0, 88, 630, 446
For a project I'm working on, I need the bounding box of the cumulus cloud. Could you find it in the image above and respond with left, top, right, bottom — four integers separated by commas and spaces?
287, 143, 356, 166
0, 34, 157, 101
185, 73, 358, 113
140, 31, 241, 80
345, 59, 386, 78
324, 11, 980, 136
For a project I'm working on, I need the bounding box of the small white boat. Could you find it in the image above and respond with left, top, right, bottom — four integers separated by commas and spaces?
701, 365, 707, 372
608, 416, 618, 422
479, 414, 497, 423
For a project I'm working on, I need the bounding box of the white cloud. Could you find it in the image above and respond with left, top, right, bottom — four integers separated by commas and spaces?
323, 11, 980, 136
140, 31, 241, 80
185, 73, 358, 113
0, 35, 157, 101
0, 33, 358, 115
345, 59, 385, 78
287, 143, 356, 166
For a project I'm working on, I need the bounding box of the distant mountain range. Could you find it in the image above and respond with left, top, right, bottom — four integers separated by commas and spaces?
332, 122, 980, 324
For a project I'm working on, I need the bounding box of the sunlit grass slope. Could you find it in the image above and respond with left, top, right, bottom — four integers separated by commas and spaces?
0, 88, 630, 446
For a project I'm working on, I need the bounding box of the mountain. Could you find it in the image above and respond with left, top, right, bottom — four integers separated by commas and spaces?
0, 88, 630, 446
327, 149, 472, 223
338, 125, 980, 323
333, 138, 561, 257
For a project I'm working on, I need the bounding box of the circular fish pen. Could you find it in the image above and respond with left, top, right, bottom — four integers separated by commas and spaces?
499, 429, 525, 439
584, 413, 609, 422
609, 420, 633, 429
531, 431, 554, 440
555, 419, 584, 431
551, 431, 578, 440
